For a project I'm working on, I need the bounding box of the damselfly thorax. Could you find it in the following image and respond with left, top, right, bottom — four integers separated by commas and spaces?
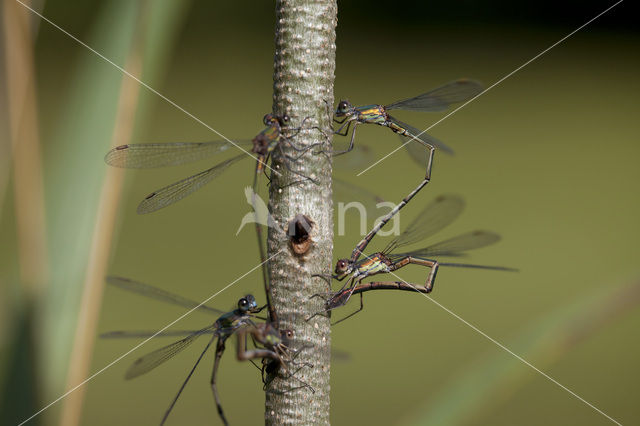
353, 253, 393, 277
251, 118, 282, 172
354, 104, 421, 139
354, 104, 388, 125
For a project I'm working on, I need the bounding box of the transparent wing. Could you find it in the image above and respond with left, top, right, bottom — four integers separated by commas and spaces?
438, 262, 518, 272
391, 230, 502, 258
124, 325, 215, 380
106, 276, 225, 315
333, 177, 385, 216
383, 194, 465, 254
386, 79, 483, 112
333, 144, 375, 168
104, 140, 252, 168
137, 154, 246, 214
101, 329, 216, 338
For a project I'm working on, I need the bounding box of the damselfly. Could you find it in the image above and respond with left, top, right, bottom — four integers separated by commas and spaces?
236, 323, 313, 393
104, 114, 315, 215
102, 276, 313, 424
105, 114, 317, 320
328, 194, 516, 314
333, 80, 484, 261
333, 78, 483, 167
101, 276, 264, 425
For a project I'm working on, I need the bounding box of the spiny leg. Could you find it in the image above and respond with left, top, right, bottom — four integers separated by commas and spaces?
267, 355, 315, 394
282, 117, 328, 150
305, 309, 331, 323
246, 332, 262, 371
276, 144, 319, 185
389, 256, 439, 292
320, 99, 339, 124
281, 141, 326, 162
311, 272, 333, 290
265, 380, 312, 395
269, 155, 317, 190
334, 118, 353, 136
336, 275, 357, 294
331, 292, 365, 326
289, 344, 313, 366
281, 117, 309, 141
305, 292, 332, 322
329, 120, 358, 157
311, 276, 361, 321
160, 335, 215, 426
405, 133, 435, 181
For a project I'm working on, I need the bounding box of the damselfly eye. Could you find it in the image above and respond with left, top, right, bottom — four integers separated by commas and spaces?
282, 329, 294, 340
335, 259, 348, 273
337, 101, 348, 111
245, 295, 257, 308
281, 115, 290, 124
239, 298, 248, 308
263, 114, 272, 125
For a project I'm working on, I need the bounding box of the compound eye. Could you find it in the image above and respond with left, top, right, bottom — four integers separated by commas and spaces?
239, 298, 248, 308
281, 115, 290, 124
338, 101, 348, 111
335, 259, 348, 272
263, 114, 272, 125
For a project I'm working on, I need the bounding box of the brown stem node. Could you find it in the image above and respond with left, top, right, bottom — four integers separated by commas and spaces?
288, 214, 315, 255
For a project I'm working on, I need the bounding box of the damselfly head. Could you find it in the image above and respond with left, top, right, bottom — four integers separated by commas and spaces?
238, 294, 258, 312
280, 329, 294, 343
334, 258, 352, 278
335, 100, 352, 117
263, 113, 290, 127
263, 113, 277, 125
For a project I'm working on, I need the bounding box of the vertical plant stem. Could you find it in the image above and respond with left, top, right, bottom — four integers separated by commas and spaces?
58, 1, 190, 424
57, 5, 145, 425
3, 0, 48, 301
1, 1, 47, 422
266, 0, 337, 424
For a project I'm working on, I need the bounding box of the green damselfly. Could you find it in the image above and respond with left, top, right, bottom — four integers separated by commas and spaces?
104, 114, 314, 215
333, 78, 483, 165
101, 276, 263, 425
102, 276, 312, 425
327, 194, 516, 318
334, 80, 484, 263
105, 114, 315, 322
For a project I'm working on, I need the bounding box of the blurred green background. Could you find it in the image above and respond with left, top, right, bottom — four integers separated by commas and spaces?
1, 0, 639, 425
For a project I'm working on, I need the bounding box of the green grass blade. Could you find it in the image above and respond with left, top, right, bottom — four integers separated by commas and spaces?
39, 0, 140, 411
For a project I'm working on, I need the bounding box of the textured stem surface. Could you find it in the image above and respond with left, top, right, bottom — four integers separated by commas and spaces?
266, 0, 337, 424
